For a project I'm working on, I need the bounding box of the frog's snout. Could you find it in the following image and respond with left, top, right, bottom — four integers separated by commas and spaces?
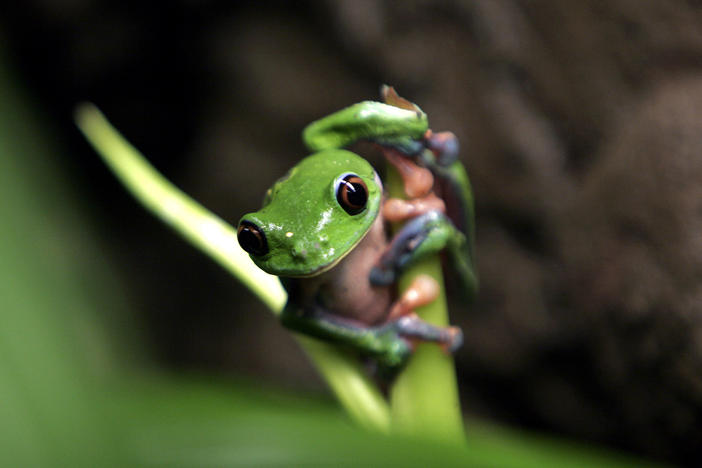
291, 240, 308, 261
237, 220, 268, 256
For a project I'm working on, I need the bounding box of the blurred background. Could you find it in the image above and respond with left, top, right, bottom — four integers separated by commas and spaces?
1, 0, 701, 466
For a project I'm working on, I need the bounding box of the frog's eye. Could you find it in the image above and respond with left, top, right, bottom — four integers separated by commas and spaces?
237, 221, 268, 256
336, 174, 368, 215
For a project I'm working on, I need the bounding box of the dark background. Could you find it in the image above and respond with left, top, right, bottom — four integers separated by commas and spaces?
2, 1, 701, 465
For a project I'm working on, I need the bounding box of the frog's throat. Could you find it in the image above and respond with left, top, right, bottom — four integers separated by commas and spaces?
283, 225, 371, 278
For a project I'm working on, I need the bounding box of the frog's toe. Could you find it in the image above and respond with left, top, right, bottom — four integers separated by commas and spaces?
426, 131, 459, 166
446, 326, 463, 353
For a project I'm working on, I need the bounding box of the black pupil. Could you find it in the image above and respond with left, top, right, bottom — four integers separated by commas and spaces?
337, 175, 367, 215
238, 222, 268, 256
345, 181, 366, 207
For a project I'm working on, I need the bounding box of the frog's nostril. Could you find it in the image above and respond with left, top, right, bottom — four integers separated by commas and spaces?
237, 221, 268, 256
291, 241, 307, 260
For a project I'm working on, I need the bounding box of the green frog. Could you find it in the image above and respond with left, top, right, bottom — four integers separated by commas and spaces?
238, 87, 477, 368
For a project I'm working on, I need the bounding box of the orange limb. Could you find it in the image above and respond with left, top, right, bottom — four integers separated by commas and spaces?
383, 193, 445, 222
387, 274, 439, 321
383, 149, 434, 199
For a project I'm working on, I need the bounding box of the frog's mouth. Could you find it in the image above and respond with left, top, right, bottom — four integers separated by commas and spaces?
249, 169, 383, 278
276, 225, 371, 278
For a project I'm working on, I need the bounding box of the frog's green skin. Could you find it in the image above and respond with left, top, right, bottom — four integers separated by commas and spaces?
303, 101, 428, 156
238, 94, 476, 368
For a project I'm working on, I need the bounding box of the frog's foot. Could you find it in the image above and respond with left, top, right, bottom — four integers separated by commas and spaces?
370, 320, 462, 370
424, 130, 459, 167
387, 274, 439, 321
370, 211, 454, 286
394, 313, 464, 354
383, 148, 434, 198
383, 193, 445, 223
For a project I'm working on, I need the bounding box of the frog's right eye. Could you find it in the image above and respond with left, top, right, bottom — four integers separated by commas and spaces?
238, 221, 268, 256
336, 174, 368, 215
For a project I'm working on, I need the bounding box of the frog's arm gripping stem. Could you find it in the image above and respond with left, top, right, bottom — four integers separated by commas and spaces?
369, 211, 477, 302
280, 296, 410, 368
280, 278, 460, 368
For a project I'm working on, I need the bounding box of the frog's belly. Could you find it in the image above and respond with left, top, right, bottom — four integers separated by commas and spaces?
318, 216, 392, 325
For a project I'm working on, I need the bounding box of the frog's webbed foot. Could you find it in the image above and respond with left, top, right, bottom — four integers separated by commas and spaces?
394, 315, 464, 354
370, 210, 462, 286
370, 314, 462, 370
385, 274, 463, 354
424, 130, 459, 167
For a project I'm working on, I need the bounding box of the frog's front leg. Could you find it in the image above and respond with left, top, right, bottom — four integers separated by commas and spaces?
369, 210, 472, 289
280, 276, 461, 368
280, 290, 411, 368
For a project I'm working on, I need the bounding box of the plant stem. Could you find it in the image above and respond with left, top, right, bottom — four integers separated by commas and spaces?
385, 165, 465, 443
74, 103, 390, 432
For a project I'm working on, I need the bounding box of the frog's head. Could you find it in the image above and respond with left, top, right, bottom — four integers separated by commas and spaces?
237, 149, 381, 277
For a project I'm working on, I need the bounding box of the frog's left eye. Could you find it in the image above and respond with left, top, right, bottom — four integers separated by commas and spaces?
237, 221, 268, 256
336, 174, 368, 215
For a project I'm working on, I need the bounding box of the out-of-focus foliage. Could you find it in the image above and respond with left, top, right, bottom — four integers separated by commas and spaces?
0, 36, 663, 468
0, 42, 124, 466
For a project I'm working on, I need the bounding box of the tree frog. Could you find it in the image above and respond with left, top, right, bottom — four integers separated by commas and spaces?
238, 87, 477, 368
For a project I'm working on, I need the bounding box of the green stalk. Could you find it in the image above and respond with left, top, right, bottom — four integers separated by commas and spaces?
74, 103, 390, 433
386, 166, 465, 443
